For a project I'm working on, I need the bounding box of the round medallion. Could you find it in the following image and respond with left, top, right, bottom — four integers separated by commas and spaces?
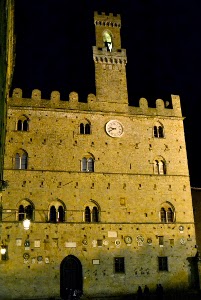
115, 239, 121, 246
37, 256, 43, 261
136, 235, 144, 242
23, 253, 30, 260
147, 238, 152, 245
105, 120, 123, 137
179, 225, 184, 232
124, 236, 132, 244
82, 239, 88, 245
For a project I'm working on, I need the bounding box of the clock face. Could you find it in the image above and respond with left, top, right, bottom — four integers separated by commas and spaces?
105, 120, 123, 137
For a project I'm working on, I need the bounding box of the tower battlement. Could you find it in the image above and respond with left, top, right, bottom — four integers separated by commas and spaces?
94, 11, 121, 27
10, 88, 182, 117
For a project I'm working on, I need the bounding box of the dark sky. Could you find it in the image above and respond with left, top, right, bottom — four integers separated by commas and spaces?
12, 0, 201, 187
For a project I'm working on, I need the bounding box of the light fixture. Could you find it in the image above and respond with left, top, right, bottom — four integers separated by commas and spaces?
23, 219, 31, 230
1, 245, 6, 255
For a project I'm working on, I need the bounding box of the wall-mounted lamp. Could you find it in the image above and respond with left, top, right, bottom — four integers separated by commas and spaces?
23, 219, 31, 230
0, 245, 6, 255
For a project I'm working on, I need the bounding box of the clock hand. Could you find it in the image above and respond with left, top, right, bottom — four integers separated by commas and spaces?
108, 127, 116, 132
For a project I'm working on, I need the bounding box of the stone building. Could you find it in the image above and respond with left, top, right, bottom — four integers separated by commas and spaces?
0, 11, 199, 299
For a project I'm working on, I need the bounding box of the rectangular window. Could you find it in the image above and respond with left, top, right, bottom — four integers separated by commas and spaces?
97, 240, 103, 247
158, 257, 168, 271
114, 257, 125, 273
158, 236, 164, 247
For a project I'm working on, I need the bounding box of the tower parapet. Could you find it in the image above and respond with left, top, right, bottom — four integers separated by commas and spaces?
94, 11, 121, 28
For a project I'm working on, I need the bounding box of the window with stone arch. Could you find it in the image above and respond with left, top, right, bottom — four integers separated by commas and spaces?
81, 154, 95, 172
48, 200, 66, 223
84, 201, 100, 223
153, 121, 164, 138
103, 30, 113, 52
17, 199, 34, 221
14, 149, 28, 170
153, 156, 166, 175
79, 120, 91, 135
17, 115, 29, 131
160, 202, 175, 223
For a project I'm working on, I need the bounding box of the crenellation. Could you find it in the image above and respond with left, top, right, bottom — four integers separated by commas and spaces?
9, 89, 182, 117
93, 46, 127, 65
31, 89, 41, 100
12, 87, 22, 98
51, 91, 60, 102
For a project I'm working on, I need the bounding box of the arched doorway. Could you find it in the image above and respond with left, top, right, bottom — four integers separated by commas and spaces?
60, 255, 83, 299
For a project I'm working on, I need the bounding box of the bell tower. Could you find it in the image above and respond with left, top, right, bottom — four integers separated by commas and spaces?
93, 12, 128, 105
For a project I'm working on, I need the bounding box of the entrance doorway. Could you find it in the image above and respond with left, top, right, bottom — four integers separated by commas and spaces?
187, 256, 200, 290
60, 255, 83, 299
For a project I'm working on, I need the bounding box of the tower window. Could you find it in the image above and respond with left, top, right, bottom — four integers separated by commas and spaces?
160, 204, 175, 223
154, 158, 166, 175
81, 157, 94, 172
114, 257, 125, 273
103, 31, 112, 52
49, 203, 65, 223
80, 122, 91, 134
18, 203, 34, 221
84, 205, 99, 223
153, 123, 164, 138
17, 116, 29, 131
15, 151, 28, 170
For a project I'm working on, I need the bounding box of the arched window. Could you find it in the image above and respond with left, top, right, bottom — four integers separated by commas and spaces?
79, 122, 91, 135
81, 156, 94, 172
88, 158, 94, 172
153, 157, 166, 175
15, 153, 20, 169
81, 158, 87, 172
17, 120, 22, 131
85, 123, 90, 134
159, 161, 165, 175
167, 208, 174, 223
18, 204, 24, 221
160, 203, 175, 223
17, 116, 29, 131
49, 201, 65, 223
21, 153, 28, 169
92, 207, 99, 222
80, 123, 85, 134
85, 206, 91, 222
160, 208, 166, 223
58, 206, 64, 222
158, 126, 164, 138
103, 31, 112, 52
23, 120, 28, 131
15, 150, 28, 170
50, 206, 57, 222
18, 201, 34, 221
84, 203, 100, 223
26, 205, 33, 220
153, 122, 164, 138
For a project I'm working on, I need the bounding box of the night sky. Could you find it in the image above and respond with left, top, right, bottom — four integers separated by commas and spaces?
12, 0, 201, 187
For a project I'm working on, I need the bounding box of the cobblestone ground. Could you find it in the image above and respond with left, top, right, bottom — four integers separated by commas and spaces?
22, 292, 201, 300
